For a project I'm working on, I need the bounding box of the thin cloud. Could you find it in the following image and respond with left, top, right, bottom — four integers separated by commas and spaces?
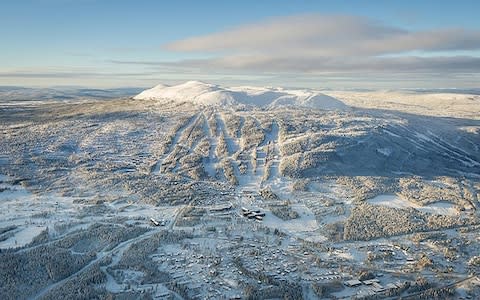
0, 71, 155, 78
164, 14, 480, 56
108, 60, 166, 66
159, 14, 480, 75
118, 55, 480, 74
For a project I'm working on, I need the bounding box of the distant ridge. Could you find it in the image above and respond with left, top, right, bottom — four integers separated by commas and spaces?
134, 81, 347, 110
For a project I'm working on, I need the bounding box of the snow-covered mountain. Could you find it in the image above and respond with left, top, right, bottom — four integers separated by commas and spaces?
134, 81, 347, 110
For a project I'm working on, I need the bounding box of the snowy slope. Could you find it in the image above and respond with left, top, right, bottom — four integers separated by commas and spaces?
134, 81, 235, 106
324, 89, 480, 120
134, 81, 347, 110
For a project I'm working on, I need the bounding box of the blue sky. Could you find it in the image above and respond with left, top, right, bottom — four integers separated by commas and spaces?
1, 0, 480, 88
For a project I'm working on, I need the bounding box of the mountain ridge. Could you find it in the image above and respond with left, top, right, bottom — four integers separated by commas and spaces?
134, 81, 347, 110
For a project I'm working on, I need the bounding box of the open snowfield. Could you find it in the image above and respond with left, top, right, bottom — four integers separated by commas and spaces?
324, 89, 480, 120
367, 194, 459, 216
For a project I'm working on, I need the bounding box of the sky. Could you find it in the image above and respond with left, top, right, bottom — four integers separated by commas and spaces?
1, 0, 480, 89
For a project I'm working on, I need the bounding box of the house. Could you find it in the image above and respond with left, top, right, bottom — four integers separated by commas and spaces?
150, 218, 160, 226
211, 204, 232, 212
363, 279, 380, 285
344, 279, 362, 287
372, 285, 386, 293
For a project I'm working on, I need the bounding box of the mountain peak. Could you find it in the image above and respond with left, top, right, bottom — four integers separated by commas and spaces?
134, 81, 347, 110
182, 80, 213, 86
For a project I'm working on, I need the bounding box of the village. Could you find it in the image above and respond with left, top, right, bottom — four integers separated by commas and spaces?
112, 184, 480, 300
1, 167, 479, 299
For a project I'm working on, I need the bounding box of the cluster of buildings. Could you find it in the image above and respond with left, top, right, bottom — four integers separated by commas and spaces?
241, 207, 265, 221
344, 277, 408, 298
136, 187, 478, 300
150, 218, 166, 226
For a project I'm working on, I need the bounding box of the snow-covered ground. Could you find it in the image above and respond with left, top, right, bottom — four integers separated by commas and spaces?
0, 225, 46, 249
367, 194, 458, 216
134, 81, 347, 110
0, 173, 181, 250
262, 203, 325, 241
0, 176, 79, 249
324, 89, 480, 120
0, 84, 479, 299
134, 81, 480, 120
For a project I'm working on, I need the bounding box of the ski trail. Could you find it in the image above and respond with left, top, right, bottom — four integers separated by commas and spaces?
201, 111, 218, 178
186, 113, 207, 151
234, 118, 281, 191
427, 131, 480, 167
297, 137, 311, 173
170, 112, 207, 174
215, 113, 239, 155
263, 120, 280, 183
237, 116, 245, 139
151, 112, 202, 174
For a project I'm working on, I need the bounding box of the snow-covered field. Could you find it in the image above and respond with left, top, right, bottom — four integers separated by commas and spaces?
324, 89, 480, 120
367, 194, 459, 216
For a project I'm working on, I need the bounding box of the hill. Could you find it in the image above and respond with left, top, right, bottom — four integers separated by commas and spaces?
134, 81, 347, 110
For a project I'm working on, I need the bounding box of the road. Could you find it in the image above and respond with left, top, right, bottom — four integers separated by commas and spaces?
30, 228, 161, 300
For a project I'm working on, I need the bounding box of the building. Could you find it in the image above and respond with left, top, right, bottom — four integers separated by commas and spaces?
344, 279, 362, 287
150, 218, 160, 226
